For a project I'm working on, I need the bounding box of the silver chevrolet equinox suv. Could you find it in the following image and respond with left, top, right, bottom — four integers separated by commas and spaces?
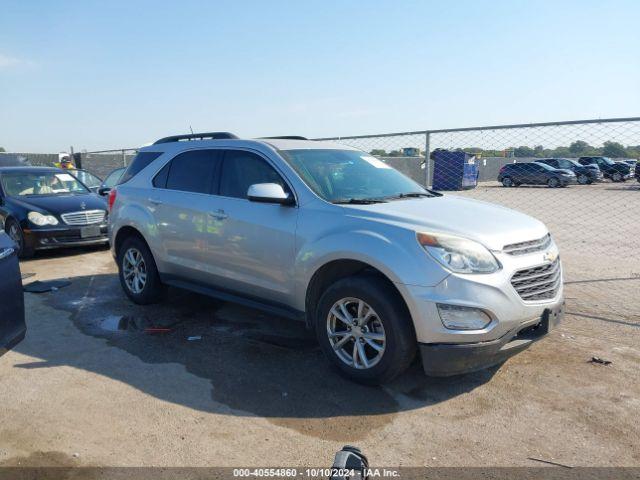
108, 132, 564, 383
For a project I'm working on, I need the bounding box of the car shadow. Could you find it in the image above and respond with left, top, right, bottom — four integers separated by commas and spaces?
13, 272, 500, 440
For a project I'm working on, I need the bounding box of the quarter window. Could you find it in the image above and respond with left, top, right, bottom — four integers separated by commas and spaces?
220, 150, 287, 199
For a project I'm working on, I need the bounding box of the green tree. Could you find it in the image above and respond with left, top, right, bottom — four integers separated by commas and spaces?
602, 141, 626, 158
568, 140, 592, 156
388, 150, 402, 156
0, 147, 5, 152
370, 149, 387, 156
513, 146, 535, 157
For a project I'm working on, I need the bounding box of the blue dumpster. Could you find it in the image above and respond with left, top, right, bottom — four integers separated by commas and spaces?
431, 150, 479, 191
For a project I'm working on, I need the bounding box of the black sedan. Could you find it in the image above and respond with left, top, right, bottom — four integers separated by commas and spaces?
498, 162, 576, 187
578, 156, 632, 182
0, 167, 109, 258
0, 231, 26, 358
536, 158, 602, 185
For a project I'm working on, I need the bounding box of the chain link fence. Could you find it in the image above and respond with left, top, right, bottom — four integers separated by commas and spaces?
318, 118, 640, 324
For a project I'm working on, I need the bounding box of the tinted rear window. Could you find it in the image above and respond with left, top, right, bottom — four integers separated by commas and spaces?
118, 152, 163, 184
164, 150, 218, 194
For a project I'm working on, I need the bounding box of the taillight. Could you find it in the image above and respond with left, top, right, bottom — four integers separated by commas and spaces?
108, 188, 117, 212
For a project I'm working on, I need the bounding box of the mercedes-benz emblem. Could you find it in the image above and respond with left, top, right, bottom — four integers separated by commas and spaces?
80, 202, 86, 210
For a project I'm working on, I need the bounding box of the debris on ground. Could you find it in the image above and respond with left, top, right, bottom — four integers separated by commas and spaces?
21, 272, 36, 280
23, 279, 71, 293
144, 327, 172, 334
187, 335, 202, 341
589, 356, 612, 366
528, 457, 573, 468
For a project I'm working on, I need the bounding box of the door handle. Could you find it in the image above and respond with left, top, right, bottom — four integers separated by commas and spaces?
148, 198, 163, 206
208, 209, 228, 220
0, 247, 15, 260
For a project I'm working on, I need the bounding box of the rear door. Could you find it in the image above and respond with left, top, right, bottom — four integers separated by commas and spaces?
149, 149, 223, 284
0, 232, 26, 357
202, 149, 299, 305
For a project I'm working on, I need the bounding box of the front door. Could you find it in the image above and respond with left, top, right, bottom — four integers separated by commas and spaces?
203, 149, 298, 305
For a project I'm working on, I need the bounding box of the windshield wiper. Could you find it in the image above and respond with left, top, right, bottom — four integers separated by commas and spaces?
381, 191, 440, 201
333, 198, 388, 204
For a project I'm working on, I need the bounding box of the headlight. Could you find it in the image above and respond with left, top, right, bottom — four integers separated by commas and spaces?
28, 211, 59, 226
417, 232, 500, 274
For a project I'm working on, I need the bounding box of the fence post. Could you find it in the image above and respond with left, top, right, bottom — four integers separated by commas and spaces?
122, 149, 126, 167
424, 132, 431, 188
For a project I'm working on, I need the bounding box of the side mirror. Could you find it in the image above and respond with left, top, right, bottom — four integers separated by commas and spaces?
98, 186, 111, 196
247, 183, 294, 205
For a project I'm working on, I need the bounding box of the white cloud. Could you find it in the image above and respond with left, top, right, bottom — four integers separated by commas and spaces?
0, 53, 32, 69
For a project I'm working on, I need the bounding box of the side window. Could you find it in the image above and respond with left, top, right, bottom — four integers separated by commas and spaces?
118, 152, 163, 184
219, 150, 287, 199
152, 162, 171, 188
164, 150, 218, 194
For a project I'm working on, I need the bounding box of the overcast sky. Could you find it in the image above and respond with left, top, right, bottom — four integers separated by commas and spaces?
1, 0, 639, 152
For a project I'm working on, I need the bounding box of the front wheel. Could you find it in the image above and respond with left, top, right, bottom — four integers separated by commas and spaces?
117, 235, 165, 304
501, 177, 514, 187
315, 275, 416, 384
577, 173, 589, 185
611, 172, 624, 182
5, 219, 34, 258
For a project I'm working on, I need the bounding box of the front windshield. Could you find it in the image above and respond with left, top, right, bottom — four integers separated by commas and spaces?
1, 171, 89, 197
104, 168, 125, 187
281, 149, 427, 202
600, 157, 615, 165
70, 170, 102, 188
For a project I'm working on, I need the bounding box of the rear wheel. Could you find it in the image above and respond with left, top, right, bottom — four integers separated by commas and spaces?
611, 171, 623, 182
117, 235, 165, 304
502, 177, 514, 187
547, 177, 560, 188
5, 219, 34, 258
315, 274, 416, 384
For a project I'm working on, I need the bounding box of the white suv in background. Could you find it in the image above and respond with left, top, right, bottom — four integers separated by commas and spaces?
108, 132, 564, 383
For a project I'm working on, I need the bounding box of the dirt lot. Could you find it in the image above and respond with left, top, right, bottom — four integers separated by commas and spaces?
0, 182, 639, 468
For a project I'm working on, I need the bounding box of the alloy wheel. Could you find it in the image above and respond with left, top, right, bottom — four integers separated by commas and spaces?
122, 248, 147, 294
7, 223, 23, 252
326, 297, 386, 370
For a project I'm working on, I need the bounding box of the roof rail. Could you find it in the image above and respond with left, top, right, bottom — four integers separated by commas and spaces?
260, 136, 309, 140
153, 132, 239, 145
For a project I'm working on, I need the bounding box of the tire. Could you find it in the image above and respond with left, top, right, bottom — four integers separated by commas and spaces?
5, 219, 34, 258
501, 177, 514, 187
547, 177, 560, 188
577, 174, 589, 185
117, 235, 165, 305
314, 274, 416, 384
611, 172, 623, 182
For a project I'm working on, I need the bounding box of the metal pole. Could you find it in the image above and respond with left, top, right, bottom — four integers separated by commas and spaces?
122, 149, 126, 167
424, 132, 431, 188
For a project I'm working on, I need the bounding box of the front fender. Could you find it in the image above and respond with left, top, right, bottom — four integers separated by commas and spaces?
293, 228, 448, 312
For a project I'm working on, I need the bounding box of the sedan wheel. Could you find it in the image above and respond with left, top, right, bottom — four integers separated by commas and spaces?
502, 177, 514, 187
612, 172, 623, 182
326, 297, 386, 370
577, 174, 589, 185
122, 247, 148, 294
547, 177, 560, 188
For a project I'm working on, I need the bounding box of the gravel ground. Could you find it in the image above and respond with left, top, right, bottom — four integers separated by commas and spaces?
0, 181, 638, 468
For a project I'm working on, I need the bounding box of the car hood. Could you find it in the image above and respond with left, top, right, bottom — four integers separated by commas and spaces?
10, 194, 107, 216
342, 195, 548, 251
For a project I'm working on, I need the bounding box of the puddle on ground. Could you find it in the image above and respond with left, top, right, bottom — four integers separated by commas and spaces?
99, 315, 177, 333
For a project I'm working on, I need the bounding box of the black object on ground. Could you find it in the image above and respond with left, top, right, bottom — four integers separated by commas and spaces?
23, 280, 71, 293
331, 445, 369, 479
589, 356, 612, 365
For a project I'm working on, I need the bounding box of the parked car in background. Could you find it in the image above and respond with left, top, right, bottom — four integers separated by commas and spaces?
0, 167, 109, 257
97, 167, 126, 196
635, 161, 640, 183
109, 132, 564, 383
68, 169, 103, 194
578, 156, 632, 182
0, 231, 26, 358
498, 162, 576, 187
535, 158, 602, 185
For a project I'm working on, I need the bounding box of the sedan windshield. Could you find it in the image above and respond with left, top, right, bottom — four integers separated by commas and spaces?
1, 172, 89, 197
70, 169, 102, 189
281, 149, 429, 203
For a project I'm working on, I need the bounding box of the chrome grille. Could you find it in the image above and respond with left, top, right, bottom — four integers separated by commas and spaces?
61, 210, 106, 226
511, 258, 561, 301
503, 234, 551, 256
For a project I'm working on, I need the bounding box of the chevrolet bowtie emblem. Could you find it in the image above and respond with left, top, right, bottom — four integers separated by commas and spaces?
543, 250, 557, 263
